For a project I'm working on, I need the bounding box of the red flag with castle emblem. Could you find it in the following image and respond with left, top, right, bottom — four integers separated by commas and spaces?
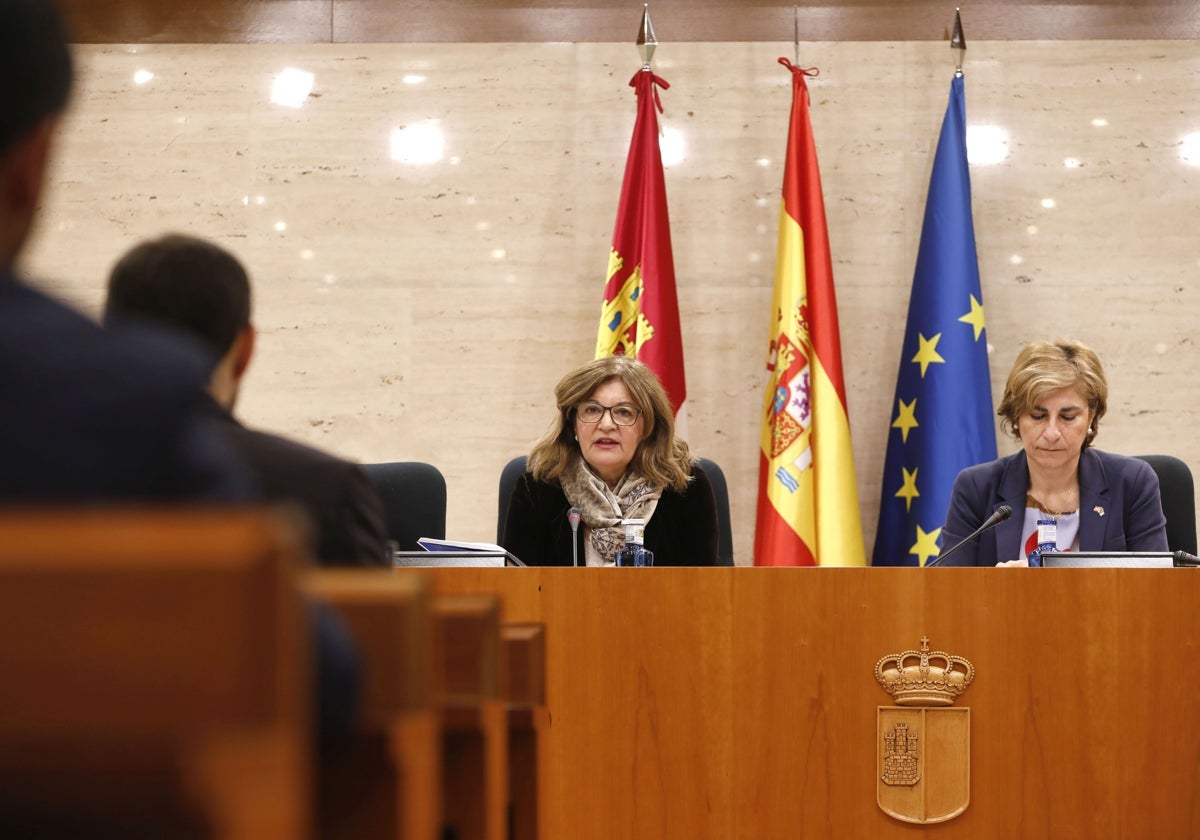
595, 68, 687, 428
754, 59, 865, 566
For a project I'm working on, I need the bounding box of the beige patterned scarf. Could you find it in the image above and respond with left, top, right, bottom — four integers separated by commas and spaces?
561, 455, 662, 566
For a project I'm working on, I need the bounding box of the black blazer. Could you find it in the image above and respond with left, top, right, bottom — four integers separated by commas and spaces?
204, 398, 390, 566
501, 464, 720, 567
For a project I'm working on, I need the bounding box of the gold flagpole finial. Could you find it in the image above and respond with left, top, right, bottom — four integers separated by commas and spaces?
950, 8, 966, 78
637, 3, 657, 70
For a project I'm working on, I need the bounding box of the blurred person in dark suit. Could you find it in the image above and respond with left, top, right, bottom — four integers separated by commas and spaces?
0, 2, 360, 812
0, 0, 248, 502
105, 233, 391, 566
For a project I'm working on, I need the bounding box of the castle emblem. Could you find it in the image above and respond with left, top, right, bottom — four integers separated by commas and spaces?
881, 722, 920, 786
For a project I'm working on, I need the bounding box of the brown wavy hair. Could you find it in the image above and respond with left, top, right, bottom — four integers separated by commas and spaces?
527, 355, 693, 491
996, 338, 1108, 452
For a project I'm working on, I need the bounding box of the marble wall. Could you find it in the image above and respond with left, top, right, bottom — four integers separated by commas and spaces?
24, 40, 1200, 563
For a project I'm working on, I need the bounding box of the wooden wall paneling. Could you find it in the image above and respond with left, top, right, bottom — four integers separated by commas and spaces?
61, 0, 1200, 44
61, 0, 334, 43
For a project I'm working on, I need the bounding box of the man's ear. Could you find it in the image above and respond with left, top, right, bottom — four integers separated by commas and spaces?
2, 118, 57, 215
0, 118, 57, 261
231, 324, 256, 380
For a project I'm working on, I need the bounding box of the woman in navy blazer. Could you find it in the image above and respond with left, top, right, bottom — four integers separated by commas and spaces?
938, 339, 1167, 566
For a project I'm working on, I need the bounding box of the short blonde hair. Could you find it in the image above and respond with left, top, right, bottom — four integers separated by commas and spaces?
996, 339, 1107, 451
527, 355, 692, 491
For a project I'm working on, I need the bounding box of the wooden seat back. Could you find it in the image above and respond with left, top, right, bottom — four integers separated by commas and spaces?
0, 507, 310, 840
304, 568, 440, 840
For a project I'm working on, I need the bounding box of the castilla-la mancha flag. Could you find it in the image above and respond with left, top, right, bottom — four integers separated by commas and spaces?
754, 59, 865, 567
595, 68, 687, 429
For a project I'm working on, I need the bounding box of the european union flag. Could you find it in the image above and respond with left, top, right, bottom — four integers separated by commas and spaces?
871, 75, 997, 567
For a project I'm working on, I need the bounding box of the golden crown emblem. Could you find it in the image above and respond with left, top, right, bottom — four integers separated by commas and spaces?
875, 636, 974, 707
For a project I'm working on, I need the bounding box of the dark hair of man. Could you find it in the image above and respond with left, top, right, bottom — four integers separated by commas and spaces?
0, 0, 74, 155
105, 234, 252, 359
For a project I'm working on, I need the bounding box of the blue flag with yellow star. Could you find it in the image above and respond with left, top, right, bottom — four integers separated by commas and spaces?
871, 75, 996, 567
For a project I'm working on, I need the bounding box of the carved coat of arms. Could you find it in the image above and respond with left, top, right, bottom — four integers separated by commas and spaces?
875, 636, 974, 823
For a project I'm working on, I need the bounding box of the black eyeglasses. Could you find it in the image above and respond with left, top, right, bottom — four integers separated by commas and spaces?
575, 401, 642, 427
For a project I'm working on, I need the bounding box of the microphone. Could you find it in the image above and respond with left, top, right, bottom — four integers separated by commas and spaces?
927, 504, 1013, 567
1173, 550, 1200, 567
568, 507, 581, 567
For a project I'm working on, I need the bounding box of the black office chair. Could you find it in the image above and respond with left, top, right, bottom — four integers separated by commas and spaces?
696, 457, 735, 567
361, 461, 447, 551
1134, 454, 1197, 555
497, 455, 528, 543
495, 454, 734, 565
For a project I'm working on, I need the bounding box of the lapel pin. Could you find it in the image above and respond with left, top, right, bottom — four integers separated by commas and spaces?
1093, 506, 1105, 517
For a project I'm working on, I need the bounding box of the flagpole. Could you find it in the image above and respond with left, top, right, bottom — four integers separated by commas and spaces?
869, 7, 995, 566
595, 3, 688, 429
793, 6, 799, 67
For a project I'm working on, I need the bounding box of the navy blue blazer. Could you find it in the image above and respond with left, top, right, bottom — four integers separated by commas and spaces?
938, 449, 1168, 566
0, 274, 250, 501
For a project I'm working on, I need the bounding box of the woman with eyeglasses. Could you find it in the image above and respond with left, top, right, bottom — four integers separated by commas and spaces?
501, 355, 719, 566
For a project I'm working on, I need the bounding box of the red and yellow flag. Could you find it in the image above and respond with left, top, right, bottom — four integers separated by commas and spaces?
596, 69, 687, 426
754, 59, 865, 567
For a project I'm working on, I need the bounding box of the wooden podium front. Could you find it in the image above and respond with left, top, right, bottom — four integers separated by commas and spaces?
415, 567, 1200, 839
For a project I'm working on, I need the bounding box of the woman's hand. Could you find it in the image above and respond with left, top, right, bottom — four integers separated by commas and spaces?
995, 558, 1031, 568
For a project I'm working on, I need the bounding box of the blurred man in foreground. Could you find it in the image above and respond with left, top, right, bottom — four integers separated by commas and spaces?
0, 0, 249, 500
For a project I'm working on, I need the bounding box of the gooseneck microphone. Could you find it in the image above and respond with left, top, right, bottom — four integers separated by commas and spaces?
926, 504, 1013, 567
1173, 550, 1200, 567
568, 507, 582, 567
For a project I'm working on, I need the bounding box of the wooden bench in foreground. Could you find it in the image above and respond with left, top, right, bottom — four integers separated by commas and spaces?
501, 623, 548, 840
303, 568, 440, 840
433, 593, 507, 840
0, 508, 310, 840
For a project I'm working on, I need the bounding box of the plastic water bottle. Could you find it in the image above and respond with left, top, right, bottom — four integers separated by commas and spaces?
1027, 518, 1057, 567
615, 518, 654, 567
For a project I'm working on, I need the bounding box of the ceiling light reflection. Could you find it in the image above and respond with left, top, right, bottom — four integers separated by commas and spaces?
966, 125, 1009, 166
1180, 132, 1200, 167
390, 122, 445, 165
660, 127, 686, 167
271, 68, 314, 108
133, 69, 154, 85
403, 74, 426, 85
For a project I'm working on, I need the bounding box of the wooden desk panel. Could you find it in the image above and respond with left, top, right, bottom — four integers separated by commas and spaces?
426, 567, 1200, 839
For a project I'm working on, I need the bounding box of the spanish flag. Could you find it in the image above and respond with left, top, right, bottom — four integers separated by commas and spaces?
595, 68, 687, 428
754, 59, 865, 567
